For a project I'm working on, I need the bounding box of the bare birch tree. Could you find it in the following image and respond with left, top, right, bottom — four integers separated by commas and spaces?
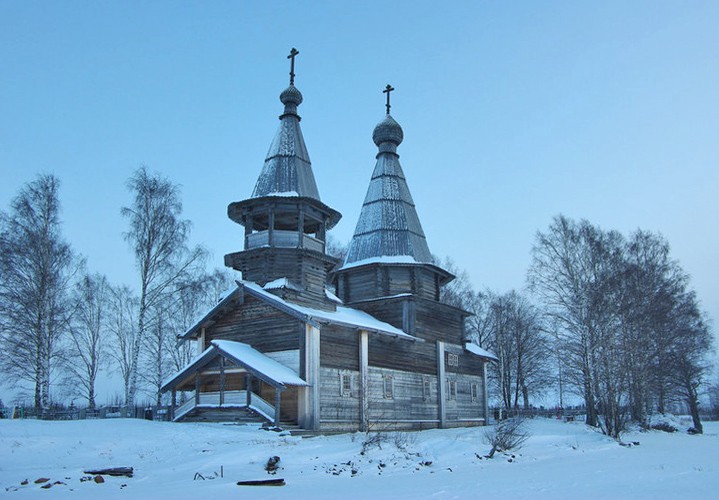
107, 284, 138, 406
0, 175, 78, 412
121, 166, 207, 406
64, 273, 110, 409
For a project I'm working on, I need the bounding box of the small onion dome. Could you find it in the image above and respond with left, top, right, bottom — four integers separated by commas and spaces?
280, 85, 303, 106
372, 114, 403, 147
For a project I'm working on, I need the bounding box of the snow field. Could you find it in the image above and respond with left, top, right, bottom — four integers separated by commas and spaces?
1, 418, 717, 499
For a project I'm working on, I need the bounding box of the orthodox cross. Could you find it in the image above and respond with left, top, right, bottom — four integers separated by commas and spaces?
288, 47, 299, 86
383, 84, 395, 114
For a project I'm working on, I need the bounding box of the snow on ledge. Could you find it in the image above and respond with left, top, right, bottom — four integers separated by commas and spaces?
265, 191, 299, 197
264, 278, 301, 291
465, 342, 499, 361
339, 255, 419, 271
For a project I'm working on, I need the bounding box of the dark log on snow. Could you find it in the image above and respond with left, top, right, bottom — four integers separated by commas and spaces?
83, 467, 134, 477
236, 478, 285, 486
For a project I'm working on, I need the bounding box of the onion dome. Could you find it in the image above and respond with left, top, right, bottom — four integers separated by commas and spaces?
280, 85, 303, 117
372, 114, 404, 148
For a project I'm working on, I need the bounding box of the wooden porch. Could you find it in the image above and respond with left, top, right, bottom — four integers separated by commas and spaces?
161, 340, 307, 427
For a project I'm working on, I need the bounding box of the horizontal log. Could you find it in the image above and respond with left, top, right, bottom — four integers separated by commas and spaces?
83, 467, 133, 477
237, 478, 285, 486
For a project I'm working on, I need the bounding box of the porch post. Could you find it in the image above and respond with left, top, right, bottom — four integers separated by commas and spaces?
303, 324, 321, 431
219, 357, 225, 406
437, 341, 446, 428
274, 387, 283, 426
195, 371, 201, 406
359, 330, 369, 432
246, 374, 252, 407
171, 389, 177, 421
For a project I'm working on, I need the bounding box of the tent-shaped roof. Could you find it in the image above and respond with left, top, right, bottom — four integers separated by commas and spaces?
341, 114, 433, 268
161, 339, 308, 392
250, 84, 321, 199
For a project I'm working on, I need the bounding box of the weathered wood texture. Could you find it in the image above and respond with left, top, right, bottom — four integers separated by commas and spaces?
364, 368, 440, 423
442, 373, 486, 421
319, 325, 360, 371
206, 295, 303, 352
225, 247, 338, 311
319, 367, 361, 423
367, 335, 438, 374
348, 296, 467, 345
444, 343, 487, 375
336, 264, 442, 304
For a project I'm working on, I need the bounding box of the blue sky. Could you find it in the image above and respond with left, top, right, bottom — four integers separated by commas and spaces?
1, 1, 718, 399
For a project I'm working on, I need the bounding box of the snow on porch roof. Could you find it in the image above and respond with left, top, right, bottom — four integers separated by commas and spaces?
161, 340, 308, 392
180, 280, 419, 342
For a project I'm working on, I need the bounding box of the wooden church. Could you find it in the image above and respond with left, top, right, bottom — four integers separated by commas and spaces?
161, 51, 496, 432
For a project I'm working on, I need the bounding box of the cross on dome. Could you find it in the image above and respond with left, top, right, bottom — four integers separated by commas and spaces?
383, 84, 395, 115
288, 47, 299, 86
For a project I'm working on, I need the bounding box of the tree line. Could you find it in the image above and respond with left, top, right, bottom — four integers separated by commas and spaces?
443, 215, 714, 437
0, 170, 235, 413
1, 172, 715, 437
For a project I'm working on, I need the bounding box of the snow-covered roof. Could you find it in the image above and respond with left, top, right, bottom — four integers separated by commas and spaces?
338, 255, 418, 271
161, 340, 308, 392
240, 280, 417, 340
212, 340, 308, 386
263, 277, 301, 291
464, 342, 499, 362
179, 280, 418, 342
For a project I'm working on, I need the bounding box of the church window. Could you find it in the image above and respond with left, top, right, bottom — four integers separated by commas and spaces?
471, 383, 478, 402
446, 379, 457, 400
447, 353, 459, 367
340, 372, 352, 397
422, 377, 432, 401
383, 374, 394, 399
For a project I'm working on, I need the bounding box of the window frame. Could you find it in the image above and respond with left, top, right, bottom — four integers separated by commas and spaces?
383, 374, 394, 399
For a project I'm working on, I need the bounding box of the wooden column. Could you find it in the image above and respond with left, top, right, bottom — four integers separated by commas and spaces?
198, 328, 206, 357
246, 374, 252, 407
219, 357, 225, 406
244, 215, 253, 249
195, 371, 201, 406
359, 330, 369, 432
268, 209, 275, 246
318, 218, 326, 245
483, 361, 489, 423
437, 341, 446, 428
171, 389, 177, 421
274, 387, 283, 426
297, 209, 305, 248
300, 323, 321, 431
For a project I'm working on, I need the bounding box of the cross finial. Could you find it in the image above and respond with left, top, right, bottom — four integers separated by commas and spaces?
288, 47, 299, 86
383, 84, 395, 115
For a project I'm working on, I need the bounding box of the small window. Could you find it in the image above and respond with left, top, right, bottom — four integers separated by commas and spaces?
340, 372, 352, 397
422, 377, 432, 401
383, 374, 394, 399
446, 379, 457, 401
447, 353, 459, 367
471, 383, 478, 402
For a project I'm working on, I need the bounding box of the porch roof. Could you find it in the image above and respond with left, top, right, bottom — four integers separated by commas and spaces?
161, 339, 308, 393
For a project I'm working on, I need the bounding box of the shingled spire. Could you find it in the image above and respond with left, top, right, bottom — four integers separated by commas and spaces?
342, 86, 433, 267
334, 86, 453, 304
251, 48, 321, 199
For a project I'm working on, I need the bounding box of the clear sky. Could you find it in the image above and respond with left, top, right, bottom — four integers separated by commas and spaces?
1, 1, 718, 400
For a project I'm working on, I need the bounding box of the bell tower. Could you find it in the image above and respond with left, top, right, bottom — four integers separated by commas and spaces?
225, 49, 342, 310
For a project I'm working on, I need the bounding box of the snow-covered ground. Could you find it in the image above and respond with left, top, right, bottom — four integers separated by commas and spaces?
1, 417, 717, 499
